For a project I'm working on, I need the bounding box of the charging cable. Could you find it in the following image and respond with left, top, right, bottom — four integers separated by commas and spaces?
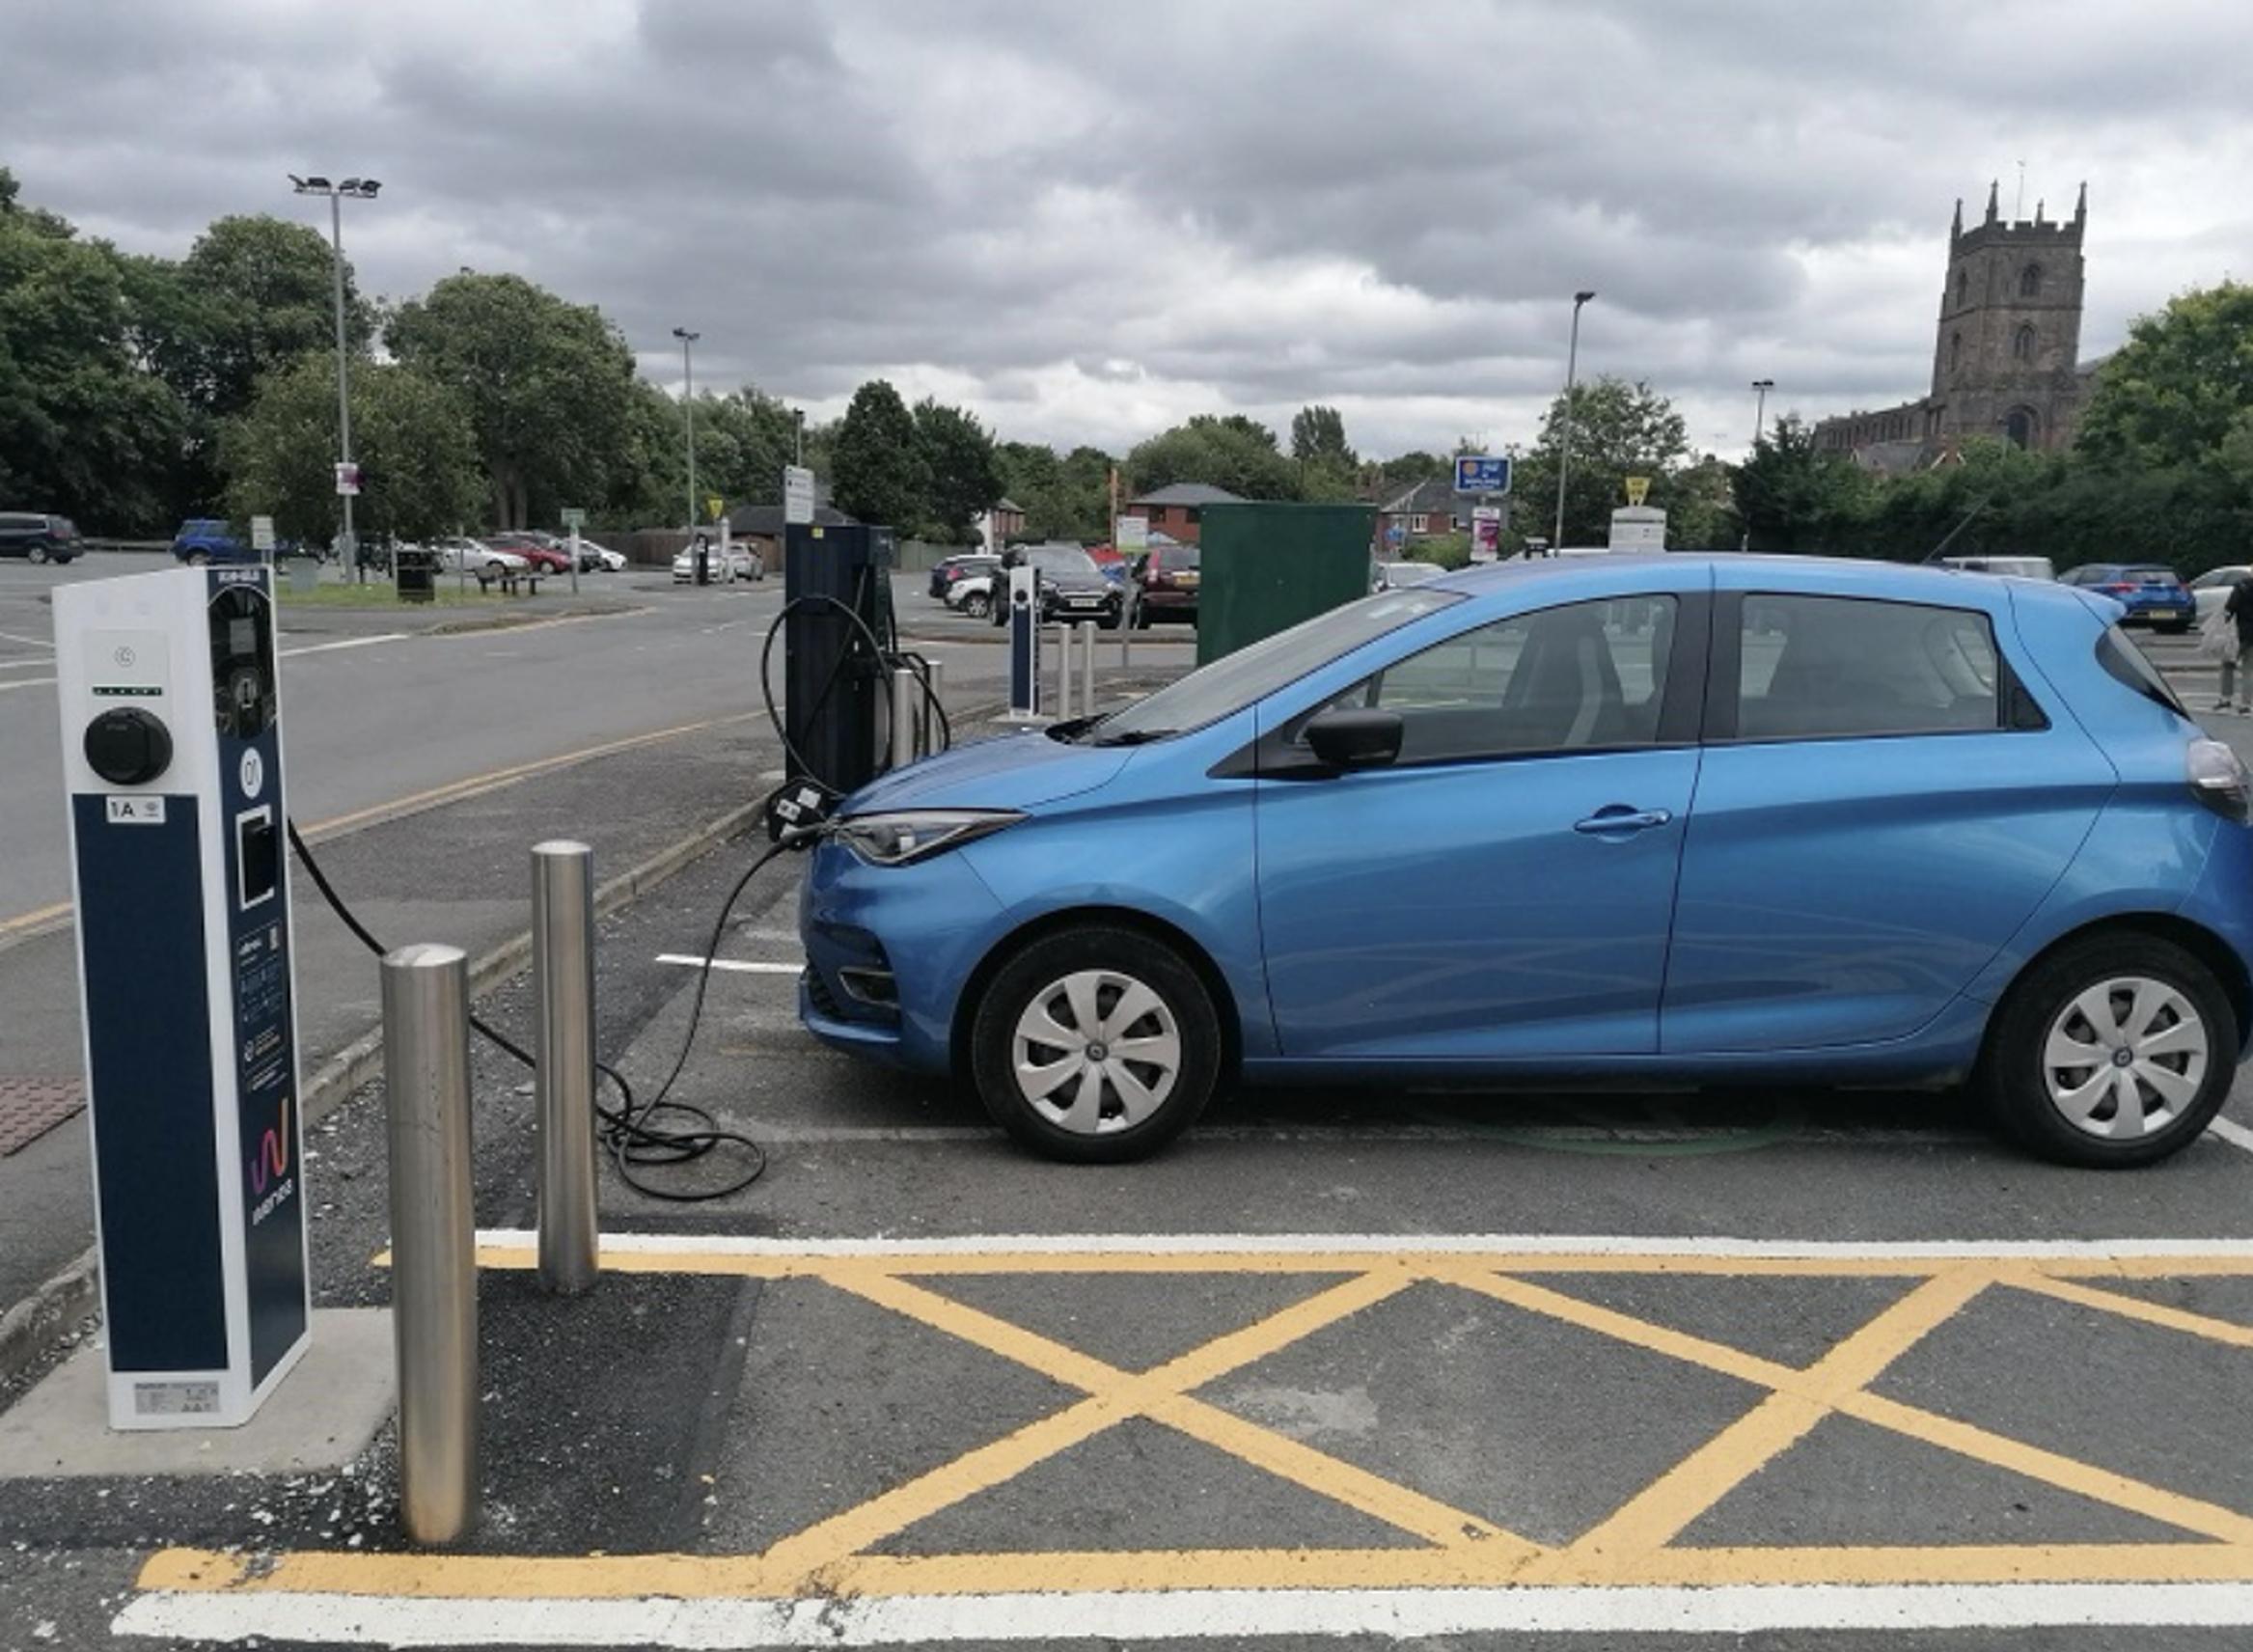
288, 816, 776, 1201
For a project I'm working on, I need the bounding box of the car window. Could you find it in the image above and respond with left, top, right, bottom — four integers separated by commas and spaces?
1736, 594, 2002, 741
1087, 587, 1460, 743
1030, 547, 1096, 575
2096, 626, 2186, 715
1315, 595, 1677, 762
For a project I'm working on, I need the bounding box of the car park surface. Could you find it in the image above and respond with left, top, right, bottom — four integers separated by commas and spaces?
805, 553, 2253, 1169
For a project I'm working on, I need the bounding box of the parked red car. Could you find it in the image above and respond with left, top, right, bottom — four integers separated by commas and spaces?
487, 533, 572, 574
1131, 542, 1200, 625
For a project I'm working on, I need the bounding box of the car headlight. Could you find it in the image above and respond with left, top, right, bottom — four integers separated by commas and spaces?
835, 809, 1025, 867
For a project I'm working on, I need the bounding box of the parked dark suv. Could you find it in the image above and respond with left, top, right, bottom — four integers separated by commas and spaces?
0, 512, 80, 564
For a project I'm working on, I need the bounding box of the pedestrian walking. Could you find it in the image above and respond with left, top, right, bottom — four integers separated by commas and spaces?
2218, 575, 2253, 712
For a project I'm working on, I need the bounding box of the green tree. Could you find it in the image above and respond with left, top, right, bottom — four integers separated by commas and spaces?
0, 183, 187, 532
387, 272, 639, 527
830, 379, 924, 527
1289, 404, 1356, 468
170, 215, 371, 421
912, 399, 1003, 542
2077, 282, 2253, 473
1733, 416, 1869, 553
1511, 376, 1690, 546
1127, 414, 1297, 500
1378, 451, 1448, 488
220, 354, 482, 545
1664, 454, 1741, 551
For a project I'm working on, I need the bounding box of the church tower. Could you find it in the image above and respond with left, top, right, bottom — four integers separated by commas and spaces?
1928, 181, 2088, 452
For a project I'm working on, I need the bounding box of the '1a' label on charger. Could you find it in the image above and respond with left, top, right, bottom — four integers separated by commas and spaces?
104, 796, 165, 826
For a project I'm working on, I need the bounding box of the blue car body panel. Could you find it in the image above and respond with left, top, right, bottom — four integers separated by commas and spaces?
799, 553, 2253, 1099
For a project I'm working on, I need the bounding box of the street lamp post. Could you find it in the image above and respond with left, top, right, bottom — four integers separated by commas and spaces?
1552, 289, 1596, 550
672, 327, 700, 534
1743, 379, 1775, 552
792, 407, 805, 467
288, 175, 381, 578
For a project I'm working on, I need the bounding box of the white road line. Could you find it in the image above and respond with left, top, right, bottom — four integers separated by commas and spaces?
2208, 1115, 2253, 1156
656, 953, 803, 976
111, 1581, 2253, 1645
472, 1226, 2253, 1261
0, 629, 54, 649
0, 675, 55, 694
279, 633, 409, 658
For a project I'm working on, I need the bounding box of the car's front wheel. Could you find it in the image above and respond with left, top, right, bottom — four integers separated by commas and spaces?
970, 925, 1223, 1163
963, 592, 992, 619
1982, 933, 2236, 1167
185, 551, 209, 566
26, 546, 48, 565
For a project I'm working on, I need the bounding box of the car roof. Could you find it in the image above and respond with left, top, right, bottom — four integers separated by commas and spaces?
1425, 551, 2102, 615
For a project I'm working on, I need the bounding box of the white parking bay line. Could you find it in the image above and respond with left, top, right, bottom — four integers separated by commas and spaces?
279, 633, 409, 658
656, 953, 803, 976
111, 1581, 2253, 1645
2209, 1115, 2253, 1156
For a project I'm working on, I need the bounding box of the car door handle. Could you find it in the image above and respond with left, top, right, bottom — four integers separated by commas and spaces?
1573, 806, 1674, 836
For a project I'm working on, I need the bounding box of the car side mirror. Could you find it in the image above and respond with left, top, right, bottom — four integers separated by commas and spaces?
1304, 708, 1403, 771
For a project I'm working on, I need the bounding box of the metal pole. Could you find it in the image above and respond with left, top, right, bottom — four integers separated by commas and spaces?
568, 525, 581, 596
682, 336, 697, 535
1081, 620, 1095, 713
380, 943, 479, 1546
328, 192, 357, 581
531, 843, 597, 1296
1057, 623, 1074, 722
1553, 290, 1593, 548
794, 409, 805, 467
890, 667, 918, 770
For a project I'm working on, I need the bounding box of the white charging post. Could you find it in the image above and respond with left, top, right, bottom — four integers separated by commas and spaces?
1003, 563, 1041, 722
52, 564, 313, 1429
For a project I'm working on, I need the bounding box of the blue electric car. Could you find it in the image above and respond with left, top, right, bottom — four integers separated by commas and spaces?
801, 554, 2253, 1169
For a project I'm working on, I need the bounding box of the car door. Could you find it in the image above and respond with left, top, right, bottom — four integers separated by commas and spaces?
1661, 568, 2116, 1055
1253, 572, 1711, 1060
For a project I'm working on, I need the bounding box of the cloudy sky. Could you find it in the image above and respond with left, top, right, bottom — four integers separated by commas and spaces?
7, 0, 2251, 461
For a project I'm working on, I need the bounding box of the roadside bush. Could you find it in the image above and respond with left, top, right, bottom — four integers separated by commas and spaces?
1410, 532, 1472, 570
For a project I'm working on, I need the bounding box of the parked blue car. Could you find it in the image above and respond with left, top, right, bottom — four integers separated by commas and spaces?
801, 554, 2253, 1169
171, 518, 256, 565
2058, 563, 2196, 632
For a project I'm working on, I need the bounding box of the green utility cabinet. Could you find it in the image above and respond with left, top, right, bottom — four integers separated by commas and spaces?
1195, 502, 1378, 666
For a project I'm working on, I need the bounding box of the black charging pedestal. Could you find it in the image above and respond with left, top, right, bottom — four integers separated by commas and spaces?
782, 523, 896, 795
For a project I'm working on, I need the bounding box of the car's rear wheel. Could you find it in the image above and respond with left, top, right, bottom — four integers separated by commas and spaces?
26, 546, 48, 565
1982, 934, 2235, 1167
186, 551, 209, 566
970, 925, 1222, 1163
963, 592, 992, 619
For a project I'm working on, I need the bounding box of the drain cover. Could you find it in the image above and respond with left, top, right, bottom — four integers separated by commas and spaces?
0, 1078, 85, 1156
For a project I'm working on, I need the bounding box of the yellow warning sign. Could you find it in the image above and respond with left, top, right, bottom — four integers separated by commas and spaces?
1625, 476, 1651, 507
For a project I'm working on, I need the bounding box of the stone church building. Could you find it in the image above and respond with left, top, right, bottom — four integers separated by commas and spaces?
1814, 182, 2099, 469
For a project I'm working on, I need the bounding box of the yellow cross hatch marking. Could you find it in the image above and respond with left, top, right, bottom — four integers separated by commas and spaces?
143, 1241, 2253, 1602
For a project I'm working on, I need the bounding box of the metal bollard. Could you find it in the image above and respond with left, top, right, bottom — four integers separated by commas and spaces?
1082, 620, 1096, 713
380, 943, 480, 1545
1055, 623, 1074, 722
532, 842, 598, 1296
890, 666, 919, 770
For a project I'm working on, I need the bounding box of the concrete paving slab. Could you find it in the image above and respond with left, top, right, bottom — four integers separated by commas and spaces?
1526, 1271, 1925, 1370
1678, 1412, 2207, 1548
0, 1308, 390, 1478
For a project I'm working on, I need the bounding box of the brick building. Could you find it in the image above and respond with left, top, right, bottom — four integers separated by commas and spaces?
1815, 182, 2097, 467
1127, 482, 1244, 544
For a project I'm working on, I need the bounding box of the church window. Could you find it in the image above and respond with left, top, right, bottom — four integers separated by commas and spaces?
2019, 263, 2043, 298
1950, 332, 1963, 372
2004, 407, 2037, 449
1956, 269, 1968, 305
2013, 324, 2037, 361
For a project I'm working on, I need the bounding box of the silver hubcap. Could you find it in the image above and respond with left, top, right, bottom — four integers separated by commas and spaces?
2043, 976, 2208, 1140
1012, 969, 1182, 1135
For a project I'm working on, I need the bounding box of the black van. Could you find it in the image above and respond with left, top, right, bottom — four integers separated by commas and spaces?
0, 512, 80, 564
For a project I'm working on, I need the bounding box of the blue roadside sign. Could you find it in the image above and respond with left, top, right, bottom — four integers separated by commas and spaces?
1454, 454, 1510, 495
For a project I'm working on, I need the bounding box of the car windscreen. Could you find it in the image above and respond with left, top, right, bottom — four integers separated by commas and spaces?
1030, 547, 1098, 576
1083, 588, 1461, 744
1163, 544, 1201, 568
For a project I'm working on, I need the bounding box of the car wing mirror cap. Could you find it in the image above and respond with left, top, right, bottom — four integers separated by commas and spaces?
1304, 708, 1403, 770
